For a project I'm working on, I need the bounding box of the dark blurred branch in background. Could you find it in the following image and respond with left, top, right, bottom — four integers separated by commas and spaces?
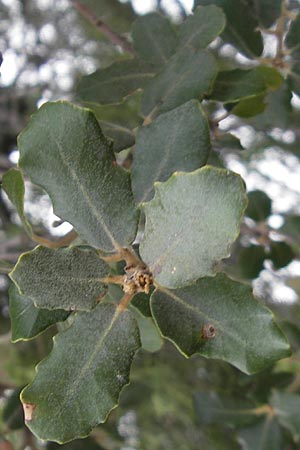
71, 0, 135, 55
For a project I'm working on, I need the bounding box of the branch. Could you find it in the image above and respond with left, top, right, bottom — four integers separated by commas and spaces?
71, 0, 135, 55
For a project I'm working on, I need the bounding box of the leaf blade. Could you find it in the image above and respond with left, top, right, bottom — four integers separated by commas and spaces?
20, 302, 141, 443
151, 273, 291, 373
9, 284, 69, 342
18, 101, 139, 251
132, 13, 178, 66
141, 48, 217, 117
132, 100, 210, 203
10, 246, 109, 311
179, 5, 225, 50
77, 59, 156, 105
140, 166, 247, 288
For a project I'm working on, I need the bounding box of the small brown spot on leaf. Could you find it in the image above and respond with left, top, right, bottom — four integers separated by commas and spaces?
22, 402, 36, 421
201, 323, 216, 339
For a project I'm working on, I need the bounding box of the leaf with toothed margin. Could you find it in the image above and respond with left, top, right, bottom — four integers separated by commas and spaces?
151, 273, 291, 374
9, 283, 69, 342
140, 166, 247, 289
131, 100, 210, 203
20, 302, 141, 443
18, 101, 139, 252
141, 48, 218, 117
10, 246, 109, 311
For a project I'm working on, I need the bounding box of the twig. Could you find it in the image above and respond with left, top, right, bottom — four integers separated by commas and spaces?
71, 0, 135, 55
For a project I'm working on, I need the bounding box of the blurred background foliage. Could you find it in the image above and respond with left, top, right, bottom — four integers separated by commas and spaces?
1, 0, 300, 449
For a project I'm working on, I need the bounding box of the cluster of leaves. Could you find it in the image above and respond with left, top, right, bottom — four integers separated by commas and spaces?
1, 0, 300, 448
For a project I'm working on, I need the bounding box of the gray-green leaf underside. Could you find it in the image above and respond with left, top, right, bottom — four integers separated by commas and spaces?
10, 246, 109, 311
18, 101, 139, 251
140, 166, 247, 288
132, 100, 210, 203
151, 273, 291, 373
21, 302, 141, 443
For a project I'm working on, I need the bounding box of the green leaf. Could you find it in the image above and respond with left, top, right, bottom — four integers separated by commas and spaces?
2, 168, 32, 236
141, 48, 217, 117
269, 241, 295, 269
20, 302, 141, 443
246, 190, 272, 221
86, 92, 142, 151
132, 13, 178, 67
194, 0, 263, 58
150, 273, 290, 373
270, 391, 300, 442
10, 246, 109, 311
238, 245, 266, 279
251, 83, 292, 129
238, 417, 282, 450
285, 14, 300, 51
9, 283, 69, 342
195, 391, 259, 427
231, 94, 266, 118
178, 5, 225, 50
132, 100, 210, 203
76, 59, 156, 105
210, 67, 281, 103
245, 0, 281, 28
131, 291, 152, 317
18, 102, 139, 252
215, 133, 244, 151
135, 314, 163, 353
140, 166, 247, 288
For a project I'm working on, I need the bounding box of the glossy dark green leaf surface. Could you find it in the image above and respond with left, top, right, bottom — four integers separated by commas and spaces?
179, 5, 225, 50
18, 102, 139, 251
77, 59, 156, 105
132, 100, 210, 203
140, 166, 247, 288
10, 246, 109, 311
21, 302, 141, 443
141, 48, 217, 117
151, 273, 290, 373
194, 0, 263, 57
9, 283, 69, 342
132, 13, 178, 66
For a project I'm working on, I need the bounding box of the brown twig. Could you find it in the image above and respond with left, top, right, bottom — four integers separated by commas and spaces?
71, 0, 135, 55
